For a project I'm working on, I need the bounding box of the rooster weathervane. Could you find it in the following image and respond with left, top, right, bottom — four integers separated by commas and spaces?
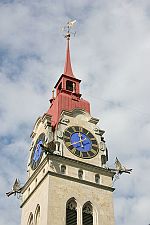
62, 19, 76, 39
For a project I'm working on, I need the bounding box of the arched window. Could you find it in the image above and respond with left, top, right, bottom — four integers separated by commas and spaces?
82, 202, 93, 225
61, 165, 66, 174
95, 174, 100, 184
35, 205, 40, 225
66, 198, 77, 225
28, 213, 33, 225
78, 169, 83, 179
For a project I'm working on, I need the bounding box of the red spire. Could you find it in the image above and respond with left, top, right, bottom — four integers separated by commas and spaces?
64, 37, 74, 77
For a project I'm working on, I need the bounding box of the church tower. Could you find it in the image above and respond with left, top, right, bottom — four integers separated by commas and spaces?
20, 24, 115, 225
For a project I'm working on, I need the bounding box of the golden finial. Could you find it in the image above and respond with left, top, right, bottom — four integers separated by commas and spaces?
62, 20, 76, 40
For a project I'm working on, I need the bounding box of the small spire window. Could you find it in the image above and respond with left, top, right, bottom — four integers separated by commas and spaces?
66, 80, 73, 92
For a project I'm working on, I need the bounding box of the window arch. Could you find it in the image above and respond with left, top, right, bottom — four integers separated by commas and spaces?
27, 213, 33, 225
35, 204, 40, 225
66, 198, 77, 225
82, 202, 93, 225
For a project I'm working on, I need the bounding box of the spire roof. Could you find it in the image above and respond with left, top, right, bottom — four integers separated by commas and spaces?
63, 35, 74, 77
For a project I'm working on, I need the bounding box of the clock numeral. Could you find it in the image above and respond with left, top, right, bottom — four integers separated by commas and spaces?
91, 149, 98, 154
79, 127, 83, 133
87, 133, 94, 139
74, 126, 80, 132
90, 137, 96, 141
88, 151, 95, 157
82, 128, 88, 135
68, 127, 75, 133
71, 148, 76, 154
87, 151, 92, 157
82, 152, 88, 158
91, 140, 98, 145
65, 141, 71, 147
71, 127, 76, 132
92, 146, 98, 152
63, 136, 70, 142
75, 149, 80, 157
81, 152, 87, 158
79, 151, 83, 158
64, 131, 71, 137
92, 144, 98, 149
68, 145, 74, 151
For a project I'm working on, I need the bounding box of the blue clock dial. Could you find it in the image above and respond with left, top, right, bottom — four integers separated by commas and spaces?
30, 133, 45, 170
70, 132, 92, 152
33, 140, 43, 162
63, 126, 99, 159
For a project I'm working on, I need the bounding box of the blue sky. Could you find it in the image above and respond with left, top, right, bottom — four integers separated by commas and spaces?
0, 0, 150, 224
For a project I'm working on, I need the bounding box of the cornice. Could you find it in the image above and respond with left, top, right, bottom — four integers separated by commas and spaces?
22, 154, 115, 193
20, 169, 115, 208
21, 156, 48, 193
21, 154, 115, 207
48, 154, 115, 177
54, 74, 81, 89
59, 108, 99, 125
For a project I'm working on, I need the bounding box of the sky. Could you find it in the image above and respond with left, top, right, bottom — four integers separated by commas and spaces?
0, 0, 150, 224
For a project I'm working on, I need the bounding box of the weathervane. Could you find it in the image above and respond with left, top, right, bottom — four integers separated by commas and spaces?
5, 142, 56, 200
6, 178, 23, 199
108, 157, 132, 185
62, 20, 76, 39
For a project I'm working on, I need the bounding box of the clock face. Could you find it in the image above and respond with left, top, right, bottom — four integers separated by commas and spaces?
30, 133, 45, 170
63, 126, 99, 159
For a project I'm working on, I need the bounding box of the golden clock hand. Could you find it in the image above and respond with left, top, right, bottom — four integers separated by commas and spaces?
78, 132, 84, 147
68, 138, 86, 147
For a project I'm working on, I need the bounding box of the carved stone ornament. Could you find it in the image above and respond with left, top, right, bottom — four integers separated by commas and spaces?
100, 141, 106, 151
57, 130, 63, 138
60, 118, 70, 125
67, 200, 77, 210
94, 127, 105, 136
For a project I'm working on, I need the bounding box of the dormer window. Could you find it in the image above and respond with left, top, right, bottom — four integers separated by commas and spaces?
66, 80, 73, 92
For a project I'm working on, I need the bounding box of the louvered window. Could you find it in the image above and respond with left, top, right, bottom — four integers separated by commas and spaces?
66, 198, 77, 225
82, 202, 93, 225
66, 80, 73, 92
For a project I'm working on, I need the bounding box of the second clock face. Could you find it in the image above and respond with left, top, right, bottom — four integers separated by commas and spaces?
30, 133, 45, 170
63, 126, 99, 159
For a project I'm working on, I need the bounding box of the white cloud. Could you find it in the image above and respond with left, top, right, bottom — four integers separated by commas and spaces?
0, 0, 150, 224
